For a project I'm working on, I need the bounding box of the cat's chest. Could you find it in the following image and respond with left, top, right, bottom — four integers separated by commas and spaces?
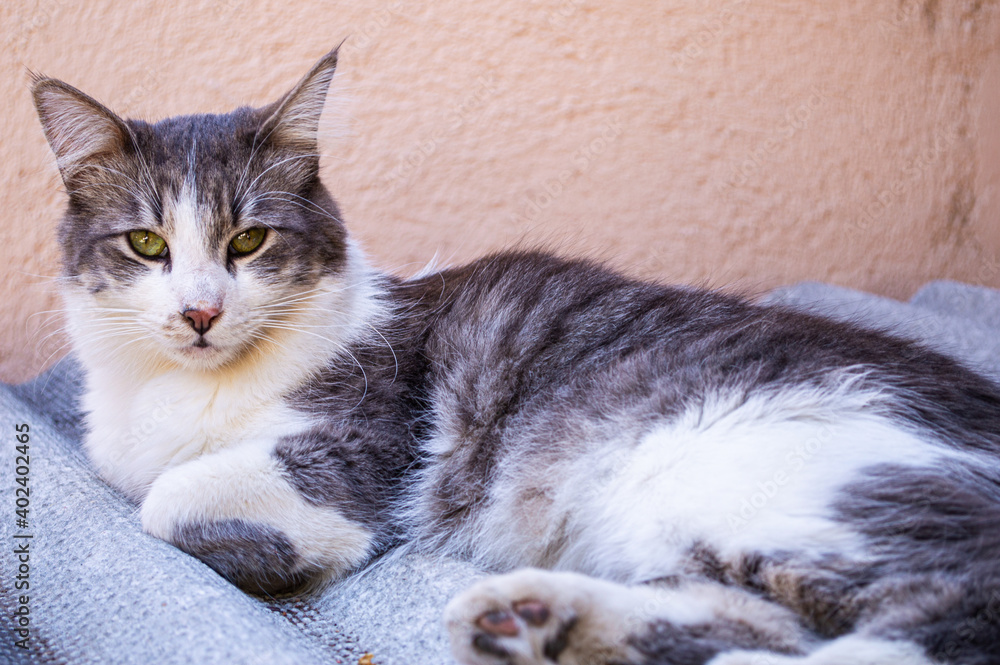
83, 368, 314, 501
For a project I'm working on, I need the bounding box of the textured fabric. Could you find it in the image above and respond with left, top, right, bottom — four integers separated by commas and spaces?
1, 280, 998, 664
764, 280, 1000, 381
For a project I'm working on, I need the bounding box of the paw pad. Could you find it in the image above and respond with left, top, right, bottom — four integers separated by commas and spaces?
513, 600, 550, 627
446, 570, 592, 664
475, 600, 552, 639
477, 610, 520, 637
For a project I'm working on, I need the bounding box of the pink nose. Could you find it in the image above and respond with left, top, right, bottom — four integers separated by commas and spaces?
183, 307, 221, 335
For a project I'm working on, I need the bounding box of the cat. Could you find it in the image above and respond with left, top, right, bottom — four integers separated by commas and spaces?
32, 48, 1000, 665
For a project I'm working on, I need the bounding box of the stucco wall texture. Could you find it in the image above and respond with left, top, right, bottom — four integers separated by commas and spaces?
1, 1, 999, 382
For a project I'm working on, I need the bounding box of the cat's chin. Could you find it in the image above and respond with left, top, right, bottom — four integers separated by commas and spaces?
169, 341, 242, 372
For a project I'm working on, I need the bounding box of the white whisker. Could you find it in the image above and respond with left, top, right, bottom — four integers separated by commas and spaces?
245, 191, 344, 225
367, 322, 398, 384
236, 153, 321, 210
261, 322, 369, 409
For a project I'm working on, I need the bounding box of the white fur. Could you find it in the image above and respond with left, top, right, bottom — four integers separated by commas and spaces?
450, 378, 970, 582
165, 175, 230, 317
74, 250, 381, 499
709, 636, 936, 665
560, 388, 957, 582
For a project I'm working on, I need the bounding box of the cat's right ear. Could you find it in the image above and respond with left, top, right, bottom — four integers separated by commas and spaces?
31, 76, 133, 183
257, 47, 340, 153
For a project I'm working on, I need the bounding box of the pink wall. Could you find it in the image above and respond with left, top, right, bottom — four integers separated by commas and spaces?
2, 0, 999, 382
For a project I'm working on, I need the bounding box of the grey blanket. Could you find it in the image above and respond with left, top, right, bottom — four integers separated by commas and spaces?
2, 280, 998, 665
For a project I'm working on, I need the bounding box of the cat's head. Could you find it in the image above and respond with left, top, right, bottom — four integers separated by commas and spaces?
33, 49, 358, 373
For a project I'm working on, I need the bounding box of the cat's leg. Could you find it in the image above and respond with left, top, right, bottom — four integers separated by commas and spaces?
445, 568, 811, 665
708, 563, 1000, 665
707, 635, 934, 665
139, 438, 375, 594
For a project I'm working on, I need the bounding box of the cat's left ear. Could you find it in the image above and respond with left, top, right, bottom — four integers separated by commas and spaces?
31, 76, 134, 183
258, 47, 340, 152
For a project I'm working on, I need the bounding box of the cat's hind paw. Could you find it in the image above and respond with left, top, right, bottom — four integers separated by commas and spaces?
445, 568, 813, 665
444, 568, 634, 665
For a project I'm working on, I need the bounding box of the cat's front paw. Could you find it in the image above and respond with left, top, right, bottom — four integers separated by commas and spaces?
139, 442, 375, 594
444, 569, 634, 665
141, 467, 317, 595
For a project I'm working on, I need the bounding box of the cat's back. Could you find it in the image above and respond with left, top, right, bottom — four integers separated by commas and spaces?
396, 250, 746, 391
396, 250, 1000, 422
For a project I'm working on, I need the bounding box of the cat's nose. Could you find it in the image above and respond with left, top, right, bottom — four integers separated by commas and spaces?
182, 307, 221, 335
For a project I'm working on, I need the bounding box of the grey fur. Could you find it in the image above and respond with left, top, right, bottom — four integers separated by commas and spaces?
172, 519, 311, 595
34, 49, 1000, 664
629, 616, 805, 665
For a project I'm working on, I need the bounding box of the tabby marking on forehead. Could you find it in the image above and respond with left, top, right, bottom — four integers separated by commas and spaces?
185, 138, 197, 203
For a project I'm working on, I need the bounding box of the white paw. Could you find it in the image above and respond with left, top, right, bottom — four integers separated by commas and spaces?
445, 570, 815, 665
706, 636, 936, 665
708, 651, 798, 665
139, 443, 374, 589
444, 569, 634, 665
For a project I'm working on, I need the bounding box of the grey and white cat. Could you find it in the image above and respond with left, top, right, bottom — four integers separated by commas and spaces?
33, 49, 1000, 665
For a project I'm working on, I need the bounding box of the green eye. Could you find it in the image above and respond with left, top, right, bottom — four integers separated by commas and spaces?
129, 230, 168, 258
230, 228, 266, 255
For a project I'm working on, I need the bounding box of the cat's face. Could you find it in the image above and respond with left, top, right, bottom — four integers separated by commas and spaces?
34, 51, 348, 371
